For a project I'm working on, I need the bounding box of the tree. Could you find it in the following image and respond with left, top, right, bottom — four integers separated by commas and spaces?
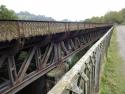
119, 8, 125, 23
103, 11, 123, 24
84, 17, 102, 23
0, 5, 18, 20
84, 9, 125, 24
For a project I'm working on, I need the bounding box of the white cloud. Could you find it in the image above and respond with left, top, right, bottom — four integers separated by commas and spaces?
0, 0, 125, 21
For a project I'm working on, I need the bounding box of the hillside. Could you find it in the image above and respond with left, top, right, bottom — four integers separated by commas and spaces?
17, 11, 55, 21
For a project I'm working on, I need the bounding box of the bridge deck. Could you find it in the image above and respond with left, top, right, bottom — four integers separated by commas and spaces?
0, 21, 112, 94
0, 20, 111, 42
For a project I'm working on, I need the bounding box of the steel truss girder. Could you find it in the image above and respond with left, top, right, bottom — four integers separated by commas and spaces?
0, 28, 108, 94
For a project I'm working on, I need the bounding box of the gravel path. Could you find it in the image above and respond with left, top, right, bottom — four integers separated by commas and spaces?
116, 26, 125, 61
116, 25, 125, 76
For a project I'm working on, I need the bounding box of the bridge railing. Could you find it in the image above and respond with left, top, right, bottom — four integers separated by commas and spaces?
0, 20, 112, 41
48, 27, 113, 94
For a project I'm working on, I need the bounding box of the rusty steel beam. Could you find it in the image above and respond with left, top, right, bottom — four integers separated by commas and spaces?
17, 47, 36, 82
0, 25, 112, 94
48, 27, 113, 94
0, 20, 112, 42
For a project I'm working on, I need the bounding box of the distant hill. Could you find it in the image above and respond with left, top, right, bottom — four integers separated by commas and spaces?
17, 11, 55, 21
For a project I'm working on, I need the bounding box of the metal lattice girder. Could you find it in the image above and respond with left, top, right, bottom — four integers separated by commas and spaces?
66, 81, 83, 94
79, 72, 89, 82
35, 48, 42, 70
0, 25, 113, 94
48, 27, 113, 94
8, 56, 17, 85
17, 47, 36, 82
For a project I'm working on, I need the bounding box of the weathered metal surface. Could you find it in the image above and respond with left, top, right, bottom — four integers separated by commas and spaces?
48, 27, 113, 94
0, 21, 112, 94
0, 20, 112, 42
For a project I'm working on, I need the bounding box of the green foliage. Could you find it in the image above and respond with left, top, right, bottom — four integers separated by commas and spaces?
120, 8, 125, 24
68, 46, 91, 69
103, 11, 123, 24
84, 9, 125, 24
0, 5, 18, 20
85, 17, 102, 23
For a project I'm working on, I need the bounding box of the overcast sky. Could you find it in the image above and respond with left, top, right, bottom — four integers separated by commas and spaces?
0, 0, 125, 21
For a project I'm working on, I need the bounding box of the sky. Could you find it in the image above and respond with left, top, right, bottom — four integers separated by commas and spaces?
0, 0, 125, 21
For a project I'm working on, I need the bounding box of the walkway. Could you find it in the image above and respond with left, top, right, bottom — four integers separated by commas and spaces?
116, 25, 125, 76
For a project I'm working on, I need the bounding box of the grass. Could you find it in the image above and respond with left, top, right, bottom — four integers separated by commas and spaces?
100, 28, 125, 94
